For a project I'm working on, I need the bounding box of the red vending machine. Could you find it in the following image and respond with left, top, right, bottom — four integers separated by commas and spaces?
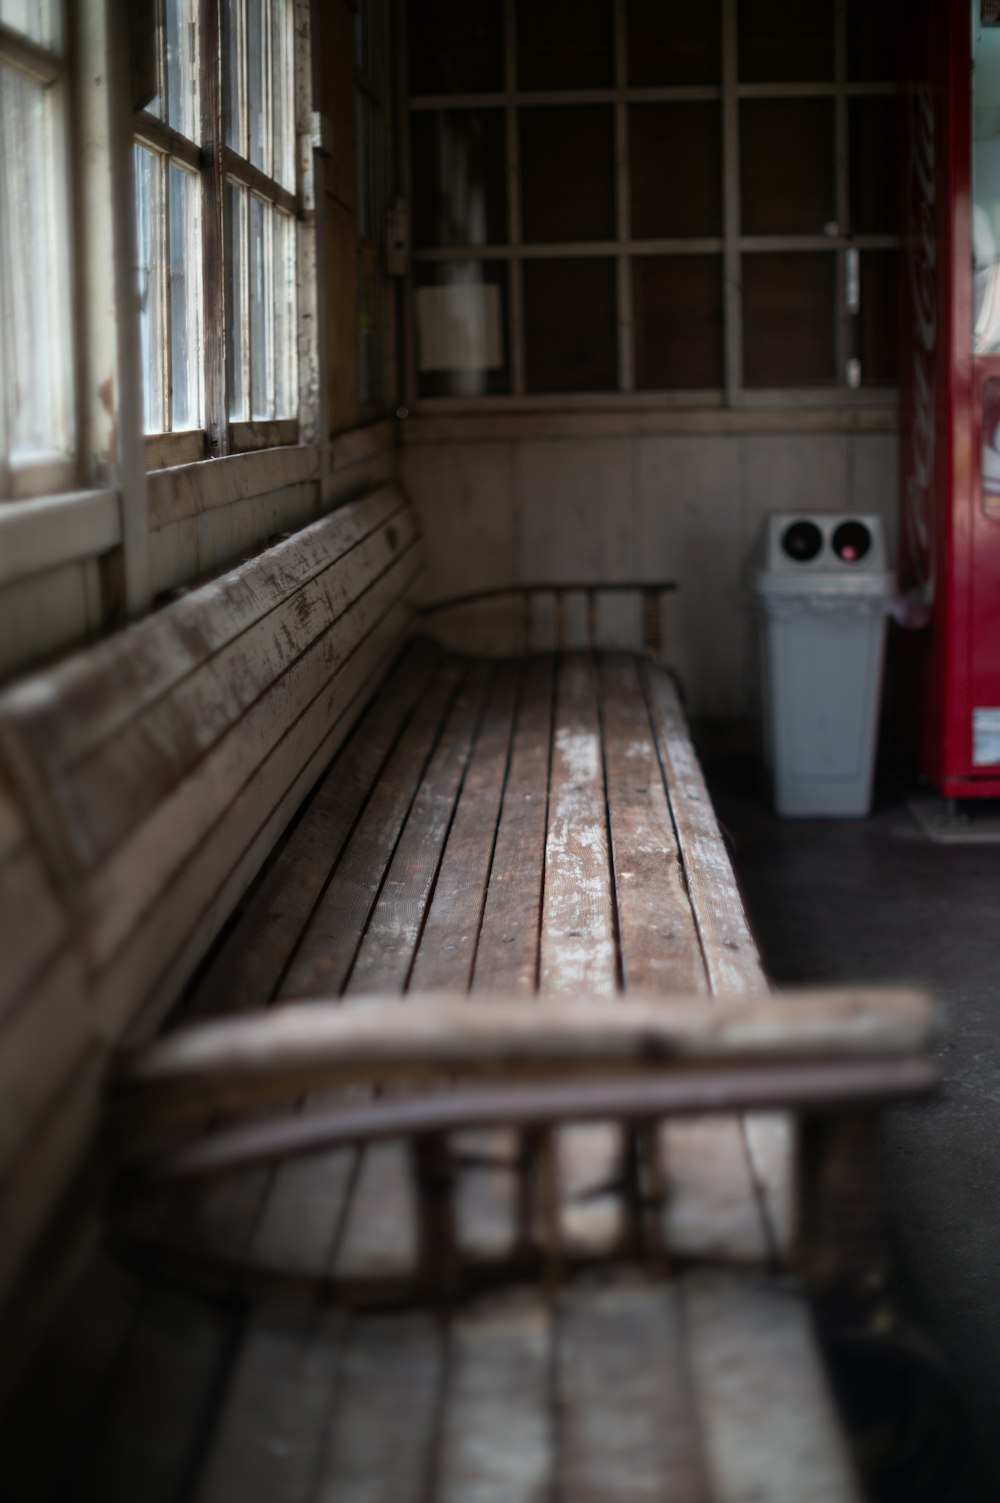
899, 0, 1000, 796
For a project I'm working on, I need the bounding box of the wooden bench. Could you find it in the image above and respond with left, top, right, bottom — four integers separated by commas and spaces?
0, 483, 936, 1498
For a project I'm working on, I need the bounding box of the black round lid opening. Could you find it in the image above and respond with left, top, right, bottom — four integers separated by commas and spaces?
781, 520, 824, 563
832, 520, 872, 564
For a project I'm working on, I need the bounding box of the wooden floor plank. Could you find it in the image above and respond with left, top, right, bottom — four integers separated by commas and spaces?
434, 1292, 553, 1503
471, 655, 554, 996
183, 639, 443, 1021
681, 1273, 861, 1502
192, 1307, 344, 1503
314, 1313, 444, 1503
409, 661, 520, 993
540, 654, 622, 1257
555, 1281, 711, 1502
644, 665, 793, 1260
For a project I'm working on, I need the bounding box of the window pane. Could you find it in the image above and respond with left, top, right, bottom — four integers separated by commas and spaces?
249, 193, 271, 418
524, 258, 617, 392
272, 0, 295, 189
738, 0, 834, 83
520, 108, 615, 243
135, 144, 166, 433
849, 97, 898, 235
273, 209, 296, 417
633, 256, 723, 390
740, 100, 835, 235
414, 261, 509, 398
517, 0, 613, 90
168, 162, 203, 429
858, 250, 897, 386
975, 6, 1000, 354
847, 0, 898, 81
165, 0, 199, 141
630, 104, 722, 238
226, 181, 248, 419
225, 0, 245, 154
0, 0, 61, 50
408, 0, 504, 95
626, 0, 721, 87
743, 253, 836, 387
247, 0, 266, 171
0, 63, 71, 460
411, 110, 507, 247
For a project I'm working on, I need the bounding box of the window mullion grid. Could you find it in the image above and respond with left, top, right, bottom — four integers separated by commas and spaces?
162, 150, 173, 431
504, 0, 524, 396
834, 0, 851, 389
399, 0, 417, 411
203, 0, 228, 452
721, 0, 743, 405
614, 0, 632, 394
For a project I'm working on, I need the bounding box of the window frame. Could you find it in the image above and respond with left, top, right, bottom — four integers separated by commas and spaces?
133, 0, 302, 469
401, 0, 900, 413
0, 9, 76, 499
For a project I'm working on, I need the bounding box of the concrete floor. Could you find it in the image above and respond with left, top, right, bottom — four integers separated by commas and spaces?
698, 729, 1000, 1498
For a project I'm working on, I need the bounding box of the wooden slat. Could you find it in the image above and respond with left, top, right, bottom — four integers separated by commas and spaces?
540, 653, 622, 1256
335, 665, 490, 1281
600, 652, 705, 992
0, 486, 403, 774
64, 507, 421, 872
192, 1308, 345, 1503
408, 661, 520, 992
435, 1292, 554, 1503
644, 664, 794, 1259
314, 1314, 444, 1503
85, 537, 424, 970
472, 655, 554, 994
183, 638, 443, 1022
281, 658, 466, 998
556, 1282, 710, 1501
0, 950, 93, 1169
682, 1273, 862, 1502
121, 601, 415, 1039
97, 579, 421, 1038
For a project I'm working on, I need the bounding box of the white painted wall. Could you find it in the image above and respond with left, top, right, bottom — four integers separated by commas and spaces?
401, 422, 898, 718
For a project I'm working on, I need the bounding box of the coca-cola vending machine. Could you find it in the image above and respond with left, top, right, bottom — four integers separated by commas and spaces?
898, 0, 1000, 796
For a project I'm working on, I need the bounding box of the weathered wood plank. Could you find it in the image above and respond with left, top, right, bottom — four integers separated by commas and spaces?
0, 486, 406, 779
409, 661, 520, 992
281, 658, 466, 999
192, 1307, 345, 1503
98, 584, 421, 1039
0, 950, 93, 1170
122, 602, 415, 1039
435, 1292, 553, 1503
183, 638, 443, 1022
681, 1272, 862, 1502
314, 1313, 444, 1503
65, 507, 420, 872
472, 655, 554, 995
556, 1282, 710, 1501
644, 664, 793, 1260
600, 652, 705, 992
540, 654, 622, 1255
345, 662, 490, 996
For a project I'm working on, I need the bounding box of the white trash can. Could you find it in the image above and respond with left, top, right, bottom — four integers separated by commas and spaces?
753, 513, 895, 818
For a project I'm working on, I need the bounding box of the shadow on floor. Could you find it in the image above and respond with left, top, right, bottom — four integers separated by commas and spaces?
696, 723, 1000, 1501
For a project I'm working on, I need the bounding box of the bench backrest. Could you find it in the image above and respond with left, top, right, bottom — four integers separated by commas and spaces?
0, 483, 423, 1322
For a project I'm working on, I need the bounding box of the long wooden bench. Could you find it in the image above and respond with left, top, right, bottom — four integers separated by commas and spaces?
0, 483, 935, 1498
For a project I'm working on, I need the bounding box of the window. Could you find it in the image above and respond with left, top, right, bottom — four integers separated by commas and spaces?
134, 0, 298, 458
405, 0, 899, 407
0, 1, 74, 496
